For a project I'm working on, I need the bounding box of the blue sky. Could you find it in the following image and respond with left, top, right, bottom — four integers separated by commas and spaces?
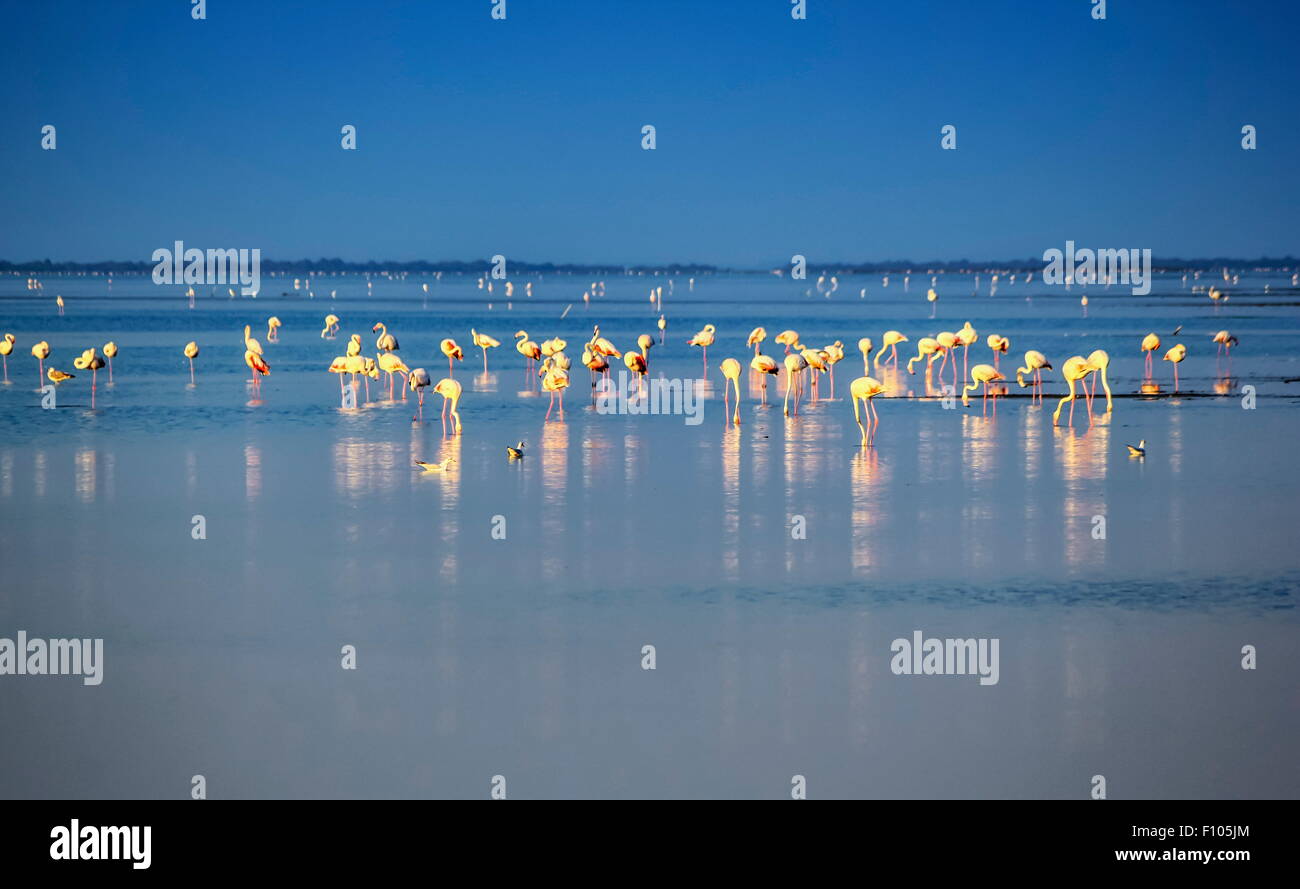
1, 0, 1296, 266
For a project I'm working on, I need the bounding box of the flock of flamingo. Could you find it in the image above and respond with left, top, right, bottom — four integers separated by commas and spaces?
1, 306, 1239, 454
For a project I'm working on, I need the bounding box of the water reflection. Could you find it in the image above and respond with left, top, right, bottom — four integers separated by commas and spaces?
1058, 422, 1110, 569
75, 448, 96, 504
721, 424, 740, 580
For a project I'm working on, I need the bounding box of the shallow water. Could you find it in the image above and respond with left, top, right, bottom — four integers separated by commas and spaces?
1, 271, 1297, 798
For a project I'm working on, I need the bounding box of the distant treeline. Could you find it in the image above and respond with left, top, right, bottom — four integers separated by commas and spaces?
1, 257, 1295, 274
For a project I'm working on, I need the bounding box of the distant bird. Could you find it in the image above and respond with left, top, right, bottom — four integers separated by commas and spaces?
876, 330, 907, 369
184, 342, 199, 383
657, 314, 667, 344
849, 376, 886, 445
1163, 343, 1187, 392
1015, 350, 1052, 400
47, 367, 74, 384
31, 340, 50, 385
1212, 330, 1238, 357
321, 314, 340, 338
103, 341, 117, 383
441, 338, 464, 375
719, 357, 742, 424
56, 295, 65, 315
1141, 332, 1161, 376
0, 334, 13, 383
414, 457, 455, 473
687, 323, 716, 371
266, 317, 281, 342
471, 328, 500, 372
507, 441, 526, 460
1127, 439, 1146, 459
1171, 324, 1183, 337
962, 364, 1005, 407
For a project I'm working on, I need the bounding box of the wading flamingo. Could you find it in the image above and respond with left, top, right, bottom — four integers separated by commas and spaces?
582, 345, 609, 392
987, 334, 1010, 368
1163, 343, 1187, 392
1052, 356, 1094, 427
935, 331, 959, 390
515, 330, 542, 377
751, 350, 779, 403
408, 367, 431, 419
962, 363, 1004, 407
346, 334, 362, 358
1015, 351, 1052, 401
858, 337, 874, 374
184, 342, 199, 383
0, 334, 13, 382
103, 341, 117, 382
243, 325, 263, 358
1212, 330, 1238, 358
824, 341, 845, 398
541, 337, 567, 358
378, 352, 409, 399
783, 352, 808, 416
956, 322, 977, 379
373, 323, 399, 353
849, 376, 885, 445
719, 357, 742, 424
774, 329, 800, 354
1141, 333, 1161, 376
624, 351, 647, 397
748, 327, 767, 356
441, 338, 464, 376
687, 324, 716, 372
876, 330, 907, 368
906, 337, 941, 375
1085, 350, 1113, 413
472, 329, 500, 371
73, 348, 107, 392
31, 340, 50, 386
321, 315, 340, 338
245, 349, 270, 392
267, 317, 281, 342
541, 363, 568, 420
657, 315, 666, 345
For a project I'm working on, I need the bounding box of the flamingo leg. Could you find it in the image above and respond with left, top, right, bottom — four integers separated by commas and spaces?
107, 358, 113, 383
188, 358, 194, 385
546, 390, 555, 420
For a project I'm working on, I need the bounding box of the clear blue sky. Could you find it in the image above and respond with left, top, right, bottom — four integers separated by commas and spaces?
1, 0, 1296, 266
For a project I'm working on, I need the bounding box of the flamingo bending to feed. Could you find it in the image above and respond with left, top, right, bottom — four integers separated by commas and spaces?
747, 327, 767, 356
321, 314, 340, 338
906, 338, 941, 375
472, 329, 500, 371
962, 363, 1004, 407
774, 329, 800, 354
267, 317, 281, 342
719, 357, 742, 424
1052, 356, 1095, 427
1141, 333, 1161, 376
877, 330, 907, 368
1015, 351, 1052, 401
849, 376, 885, 445
624, 351, 648, 396
987, 334, 1010, 368
408, 368, 432, 419
1084, 350, 1113, 413
750, 350, 779, 403
441, 338, 464, 375
1212, 330, 1238, 358
823, 341, 845, 398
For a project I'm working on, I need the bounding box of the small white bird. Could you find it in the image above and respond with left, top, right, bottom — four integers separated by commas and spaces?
1127, 439, 1146, 459
414, 457, 455, 473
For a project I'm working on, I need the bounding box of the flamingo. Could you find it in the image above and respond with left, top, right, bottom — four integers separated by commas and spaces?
823, 341, 845, 398
877, 330, 907, 368
906, 337, 941, 374
441, 338, 464, 376
582, 345, 609, 392
541, 337, 567, 358
1085, 350, 1113, 413
1163, 343, 1187, 392
1052, 356, 1094, 426
750, 349, 779, 403
56, 295, 65, 315
774, 329, 800, 354
849, 376, 885, 445
935, 331, 959, 390
373, 323, 399, 353
378, 352, 409, 399
184, 342, 199, 383
687, 324, 716, 372
73, 348, 107, 392
541, 363, 568, 420
245, 349, 270, 392
0, 334, 13, 383
857, 337, 874, 374
1015, 351, 1052, 401
657, 315, 666, 345
926, 287, 938, 317
956, 322, 977, 380
987, 334, 1010, 368
747, 327, 767, 356
515, 330, 542, 377
1141, 333, 1161, 377
103, 341, 117, 383
801, 347, 828, 400
408, 367, 432, 419
962, 363, 1004, 407
624, 351, 647, 397
471, 329, 500, 371
783, 352, 807, 416
343, 335, 361, 359
266, 317, 281, 342
1213, 330, 1238, 358
31, 340, 50, 386
243, 325, 263, 358
321, 314, 340, 338
719, 357, 742, 424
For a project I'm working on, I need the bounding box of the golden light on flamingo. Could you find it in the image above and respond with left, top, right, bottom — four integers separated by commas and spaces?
747, 327, 767, 356
56, 295, 65, 315
515, 330, 542, 376
441, 338, 464, 375
471, 328, 500, 372
372, 322, 399, 352
987, 334, 1010, 368
1015, 350, 1052, 401
1052, 356, 1094, 427
906, 337, 941, 375
245, 349, 270, 392
849, 376, 885, 445
31, 340, 50, 386
687, 323, 716, 372
408, 367, 431, 419
1084, 349, 1113, 413
823, 341, 845, 398
1212, 330, 1238, 357
183, 341, 199, 383
102, 341, 117, 383
321, 314, 340, 338
1163, 343, 1187, 392
774, 329, 800, 354
876, 330, 907, 369
801, 347, 828, 400
719, 357, 742, 424
935, 331, 959, 389
73, 348, 107, 393
345, 334, 362, 358
857, 337, 873, 374
956, 321, 977, 379
657, 314, 666, 344
540, 362, 568, 420
540, 337, 567, 357
624, 350, 647, 396
378, 352, 409, 399
962, 363, 1004, 407
0, 334, 14, 383
266, 317, 281, 342
1141, 332, 1161, 376
782, 352, 807, 416
243, 325, 263, 357
750, 351, 779, 403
